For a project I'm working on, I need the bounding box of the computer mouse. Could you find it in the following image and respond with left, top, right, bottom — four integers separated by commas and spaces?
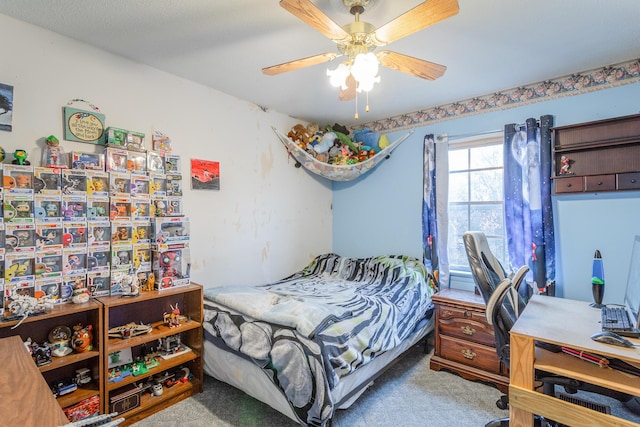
590, 331, 636, 348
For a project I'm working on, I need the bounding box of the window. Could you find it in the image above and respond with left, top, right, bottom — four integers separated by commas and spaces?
447, 132, 509, 272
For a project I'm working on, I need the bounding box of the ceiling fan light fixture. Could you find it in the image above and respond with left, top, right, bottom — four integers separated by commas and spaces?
327, 63, 350, 89
350, 52, 380, 92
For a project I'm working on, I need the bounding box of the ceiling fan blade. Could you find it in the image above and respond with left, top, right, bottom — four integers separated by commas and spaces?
377, 51, 446, 80
262, 52, 338, 76
372, 0, 460, 45
280, 0, 350, 42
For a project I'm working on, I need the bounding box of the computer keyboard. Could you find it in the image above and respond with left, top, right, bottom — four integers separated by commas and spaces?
601, 306, 640, 338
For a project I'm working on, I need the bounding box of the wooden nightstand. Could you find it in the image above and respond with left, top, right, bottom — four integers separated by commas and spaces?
429, 288, 509, 393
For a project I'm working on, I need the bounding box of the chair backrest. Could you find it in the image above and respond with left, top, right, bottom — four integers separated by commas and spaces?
463, 231, 528, 367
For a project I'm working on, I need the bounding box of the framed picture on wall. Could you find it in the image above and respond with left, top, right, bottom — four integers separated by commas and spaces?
190, 159, 220, 191
0, 83, 14, 132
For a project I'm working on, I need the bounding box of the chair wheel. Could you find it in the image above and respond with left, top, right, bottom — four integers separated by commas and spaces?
496, 395, 509, 410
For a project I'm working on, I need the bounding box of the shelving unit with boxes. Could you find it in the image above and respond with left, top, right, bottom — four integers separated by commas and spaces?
98, 283, 203, 425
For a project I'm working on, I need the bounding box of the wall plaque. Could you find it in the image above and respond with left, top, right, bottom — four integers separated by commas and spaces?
64, 106, 105, 144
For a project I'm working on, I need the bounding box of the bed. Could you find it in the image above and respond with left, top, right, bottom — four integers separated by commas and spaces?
202, 253, 437, 426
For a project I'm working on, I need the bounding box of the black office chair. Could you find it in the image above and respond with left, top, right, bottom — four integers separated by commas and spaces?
463, 231, 637, 427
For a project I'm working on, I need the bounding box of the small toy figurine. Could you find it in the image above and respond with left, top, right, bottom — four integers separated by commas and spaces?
559, 155, 574, 175
163, 304, 181, 328
12, 149, 30, 165
43, 135, 68, 168
71, 323, 93, 352
32, 341, 53, 366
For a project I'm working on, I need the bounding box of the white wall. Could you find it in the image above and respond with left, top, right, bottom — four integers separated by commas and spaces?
334, 83, 640, 305
0, 14, 333, 288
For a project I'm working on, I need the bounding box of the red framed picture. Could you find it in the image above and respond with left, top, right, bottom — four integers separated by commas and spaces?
190, 159, 220, 190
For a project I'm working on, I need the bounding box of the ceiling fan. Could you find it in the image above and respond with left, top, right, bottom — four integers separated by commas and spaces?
262, 0, 460, 102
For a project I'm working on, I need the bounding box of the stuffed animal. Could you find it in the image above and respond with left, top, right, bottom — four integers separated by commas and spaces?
287, 124, 309, 146
314, 132, 336, 154
72, 324, 93, 353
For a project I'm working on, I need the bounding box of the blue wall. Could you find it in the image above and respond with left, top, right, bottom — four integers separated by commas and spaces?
333, 82, 640, 304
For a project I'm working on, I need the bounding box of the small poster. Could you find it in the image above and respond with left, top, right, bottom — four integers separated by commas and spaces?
0, 83, 13, 132
64, 106, 106, 144
191, 159, 220, 190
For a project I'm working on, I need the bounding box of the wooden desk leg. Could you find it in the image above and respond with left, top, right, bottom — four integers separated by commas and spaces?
509, 333, 535, 427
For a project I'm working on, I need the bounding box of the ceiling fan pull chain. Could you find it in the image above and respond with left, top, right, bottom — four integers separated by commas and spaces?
365, 91, 370, 113
354, 94, 359, 120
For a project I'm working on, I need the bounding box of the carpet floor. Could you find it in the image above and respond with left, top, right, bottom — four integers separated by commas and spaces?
131, 345, 640, 426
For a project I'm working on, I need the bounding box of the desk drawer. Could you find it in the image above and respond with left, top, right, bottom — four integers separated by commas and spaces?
554, 176, 584, 193
585, 174, 616, 192
618, 172, 640, 190
438, 335, 502, 374
437, 307, 494, 346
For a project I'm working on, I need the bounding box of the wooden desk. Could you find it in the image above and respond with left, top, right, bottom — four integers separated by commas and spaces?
509, 295, 640, 427
0, 335, 69, 427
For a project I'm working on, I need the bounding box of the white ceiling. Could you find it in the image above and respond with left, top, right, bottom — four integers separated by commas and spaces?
1, 0, 639, 127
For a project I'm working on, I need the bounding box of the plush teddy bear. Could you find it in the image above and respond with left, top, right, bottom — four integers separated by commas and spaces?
287, 124, 309, 147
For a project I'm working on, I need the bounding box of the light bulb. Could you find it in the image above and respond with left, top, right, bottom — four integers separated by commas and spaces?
327, 63, 350, 89
351, 53, 379, 83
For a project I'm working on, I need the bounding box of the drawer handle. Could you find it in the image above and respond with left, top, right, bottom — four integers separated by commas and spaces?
461, 325, 476, 336
566, 183, 572, 187
462, 349, 476, 360
463, 310, 472, 317
597, 181, 603, 186
632, 179, 637, 183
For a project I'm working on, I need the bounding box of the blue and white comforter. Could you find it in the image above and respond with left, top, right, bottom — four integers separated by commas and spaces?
203, 253, 436, 426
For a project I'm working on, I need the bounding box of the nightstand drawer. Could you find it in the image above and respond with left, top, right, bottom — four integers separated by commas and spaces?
438, 335, 502, 374
437, 309, 494, 346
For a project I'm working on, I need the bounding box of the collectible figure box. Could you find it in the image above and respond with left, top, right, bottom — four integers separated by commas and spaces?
3, 164, 34, 195
35, 221, 63, 250
111, 220, 133, 245
133, 243, 151, 270
71, 151, 105, 171
128, 150, 147, 175
6, 222, 36, 253
63, 220, 88, 249
34, 195, 62, 221
88, 220, 110, 247
0, 222, 4, 259
86, 170, 109, 197
33, 167, 62, 196
62, 273, 87, 303
109, 383, 141, 414
63, 395, 100, 422
153, 246, 190, 290
88, 270, 110, 296
165, 174, 182, 197
86, 196, 110, 221
164, 154, 181, 174
152, 217, 190, 246
111, 244, 133, 270
105, 127, 145, 151
109, 172, 131, 198
5, 252, 35, 282
132, 220, 151, 244
148, 173, 166, 197
36, 276, 63, 303
152, 131, 172, 154
106, 147, 129, 173
165, 196, 183, 217
131, 197, 150, 220
35, 249, 62, 279
109, 197, 132, 221
62, 169, 87, 195
62, 195, 87, 221
63, 248, 87, 275
87, 246, 110, 272
4, 195, 34, 223
147, 151, 164, 173
130, 174, 150, 199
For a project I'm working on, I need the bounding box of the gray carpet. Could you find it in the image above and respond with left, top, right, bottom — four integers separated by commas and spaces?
132, 345, 640, 426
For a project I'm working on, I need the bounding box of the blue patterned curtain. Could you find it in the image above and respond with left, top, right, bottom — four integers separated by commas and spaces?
422, 134, 449, 289
503, 115, 555, 297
